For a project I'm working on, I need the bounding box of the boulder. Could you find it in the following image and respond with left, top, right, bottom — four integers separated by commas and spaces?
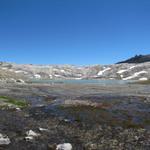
0, 133, 11, 145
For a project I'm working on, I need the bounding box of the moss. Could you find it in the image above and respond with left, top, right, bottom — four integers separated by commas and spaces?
123, 120, 143, 128
57, 105, 119, 126
57, 105, 149, 129
143, 119, 150, 125
0, 96, 28, 108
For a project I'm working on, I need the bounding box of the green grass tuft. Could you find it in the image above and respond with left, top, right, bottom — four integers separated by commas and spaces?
0, 96, 28, 108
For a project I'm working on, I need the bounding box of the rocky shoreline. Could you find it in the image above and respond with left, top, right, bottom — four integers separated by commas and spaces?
0, 82, 149, 149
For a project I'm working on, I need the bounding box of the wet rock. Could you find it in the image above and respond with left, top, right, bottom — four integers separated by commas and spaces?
0, 133, 11, 145
56, 143, 72, 150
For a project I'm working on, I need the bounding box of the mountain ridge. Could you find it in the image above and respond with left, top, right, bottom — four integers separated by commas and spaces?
0, 58, 150, 82
117, 54, 150, 64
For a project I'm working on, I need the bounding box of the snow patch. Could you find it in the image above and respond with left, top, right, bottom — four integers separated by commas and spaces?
117, 65, 136, 74
139, 77, 148, 81
134, 71, 147, 76
123, 71, 147, 80
117, 70, 127, 74
97, 68, 111, 76
34, 74, 41, 79
39, 127, 49, 132
120, 74, 124, 78
54, 74, 61, 77
60, 69, 66, 73
49, 74, 53, 79
15, 70, 27, 74
75, 78, 82, 80
129, 66, 136, 70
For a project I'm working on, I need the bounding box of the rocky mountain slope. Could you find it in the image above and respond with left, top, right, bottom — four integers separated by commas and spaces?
0, 59, 150, 82
117, 54, 150, 64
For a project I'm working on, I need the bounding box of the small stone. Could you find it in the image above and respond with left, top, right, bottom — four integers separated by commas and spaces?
25, 130, 40, 141
56, 143, 72, 150
26, 130, 40, 137
64, 119, 70, 123
16, 107, 21, 111
134, 136, 139, 140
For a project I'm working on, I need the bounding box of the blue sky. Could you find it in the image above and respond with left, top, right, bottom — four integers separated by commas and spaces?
0, 0, 150, 65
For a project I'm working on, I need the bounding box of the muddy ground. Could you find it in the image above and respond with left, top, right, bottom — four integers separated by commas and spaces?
0, 82, 149, 150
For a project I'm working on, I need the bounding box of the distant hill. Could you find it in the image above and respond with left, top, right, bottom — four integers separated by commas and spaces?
117, 54, 150, 64
0, 57, 150, 82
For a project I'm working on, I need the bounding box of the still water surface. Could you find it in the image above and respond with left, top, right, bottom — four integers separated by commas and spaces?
31, 79, 131, 85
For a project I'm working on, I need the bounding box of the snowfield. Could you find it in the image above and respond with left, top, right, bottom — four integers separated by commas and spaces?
123, 71, 147, 80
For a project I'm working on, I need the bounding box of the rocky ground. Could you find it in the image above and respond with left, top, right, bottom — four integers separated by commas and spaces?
0, 82, 149, 150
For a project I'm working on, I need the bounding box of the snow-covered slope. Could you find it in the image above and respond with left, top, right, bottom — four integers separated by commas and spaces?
0, 61, 150, 81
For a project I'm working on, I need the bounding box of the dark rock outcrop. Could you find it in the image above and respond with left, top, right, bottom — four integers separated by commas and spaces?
117, 54, 150, 64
